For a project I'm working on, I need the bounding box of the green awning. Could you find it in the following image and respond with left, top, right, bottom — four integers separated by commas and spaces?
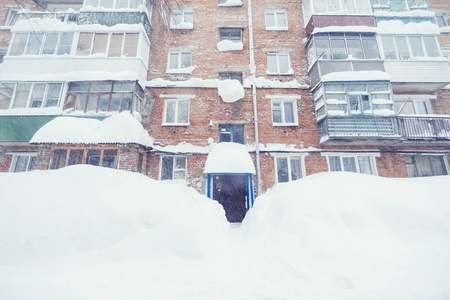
0, 116, 57, 143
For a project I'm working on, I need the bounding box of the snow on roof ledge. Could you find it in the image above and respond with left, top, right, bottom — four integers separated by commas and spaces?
321, 71, 391, 83
30, 113, 153, 147
204, 143, 256, 174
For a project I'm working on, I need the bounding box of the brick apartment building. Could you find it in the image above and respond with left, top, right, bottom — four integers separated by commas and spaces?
0, 0, 449, 221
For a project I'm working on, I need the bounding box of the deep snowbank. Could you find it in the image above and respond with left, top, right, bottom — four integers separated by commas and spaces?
0, 167, 449, 299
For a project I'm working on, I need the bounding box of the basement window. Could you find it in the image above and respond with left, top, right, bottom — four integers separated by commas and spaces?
327, 154, 377, 175
405, 155, 448, 177
50, 148, 118, 169
275, 155, 305, 183
9, 153, 37, 173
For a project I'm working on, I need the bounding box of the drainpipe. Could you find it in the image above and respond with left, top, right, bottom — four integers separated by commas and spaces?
247, 0, 262, 197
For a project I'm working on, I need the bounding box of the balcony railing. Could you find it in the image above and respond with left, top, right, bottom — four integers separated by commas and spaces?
397, 116, 450, 143
319, 116, 399, 145
319, 115, 450, 145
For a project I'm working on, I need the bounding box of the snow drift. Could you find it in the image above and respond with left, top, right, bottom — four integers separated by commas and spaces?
0, 167, 449, 299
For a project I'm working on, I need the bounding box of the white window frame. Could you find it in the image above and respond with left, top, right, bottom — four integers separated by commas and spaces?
379, 34, 442, 60
394, 95, 434, 115
4, 82, 64, 109
8, 32, 75, 56
267, 52, 292, 75
8, 153, 37, 173
161, 95, 193, 126
435, 12, 449, 28
267, 95, 300, 126
166, 51, 193, 73
75, 32, 141, 57
159, 155, 187, 182
83, 0, 144, 9
3, 8, 22, 27
265, 9, 288, 31
323, 152, 379, 175
274, 154, 307, 184
169, 8, 194, 30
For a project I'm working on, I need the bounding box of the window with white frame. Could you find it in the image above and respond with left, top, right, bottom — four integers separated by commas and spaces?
76, 32, 139, 57
304, 0, 372, 19
9, 32, 74, 56
167, 51, 192, 72
160, 156, 187, 181
162, 97, 190, 125
271, 98, 298, 126
267, 52, 291, 74
380, 35, 440, 60
9, 153, 36, 173
219, 72, 243, 83
394, 97, 433, 115
84, 0, 144, 9
170, 8, 194, 29
313, 81, 394, 120
275, 155, 304, 183
372, 0, 429, 12
4, 8, 22, 26
405, 155, 448, 177
307, 33, 380, 63
435, 13, 449, 27
327, 154, 377, 175
0, 82, 63, 109
265, 9, 288, 30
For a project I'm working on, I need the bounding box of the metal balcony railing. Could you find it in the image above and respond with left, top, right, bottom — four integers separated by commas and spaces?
397, 116, 450, 141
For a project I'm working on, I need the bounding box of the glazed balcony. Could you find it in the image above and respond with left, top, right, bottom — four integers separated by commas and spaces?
319, 116, 399, 146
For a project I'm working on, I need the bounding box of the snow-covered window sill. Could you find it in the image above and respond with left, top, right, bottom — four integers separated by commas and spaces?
166, 68, 194, 74
267, 71, 294, 76
265, 27, 288, 31
161, 123, 190, 126
170, 25, 193, 30
273, 123, 298, 127
218, 1, 243, 7
0, 26, 12, 31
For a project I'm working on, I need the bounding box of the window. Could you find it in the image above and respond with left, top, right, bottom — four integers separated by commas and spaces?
316, 82, 394, 119
84, 0, 143, 9
394, 97, 433, 115
327, 154, 377, 175
167, 51, 192, 72
163, 97, 190, 125
64, 81, 143, 113
160, 156, 187, 181
304, 0, 372, 21
4, 8, 22, 26
271, 98, 298, 126
405, 155, 448, 177
9, 154, 36, 172
219, 72, 243, 83
267, 52, 291, 74
9, 32, 74, 56
307, 33, 380, 63
219, 124, 245, 144
219, 28, 242, 42
435, 13, 449, 27
76, 32, 139, 57
170, 8, 194, 29
265, 9, 288, 30
50, 148, 118, 169
137, 152, 146, 174
380, 35, 440, 60
0, 82, 63, 109
372, 0, 429, 12
275, 156, 304, 183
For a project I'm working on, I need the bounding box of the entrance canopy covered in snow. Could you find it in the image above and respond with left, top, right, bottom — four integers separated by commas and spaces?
204, 142, 255, 174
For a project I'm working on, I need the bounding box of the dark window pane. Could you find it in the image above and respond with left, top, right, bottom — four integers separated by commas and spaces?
87, 150, 101, 166
51, 149, 67, 169
219, 125, 232, 142
416, 156, 433, 176
329, 156, 342, 171
67, 149, 84, 166
277, 157, 289, 183
431, 156, 447, 175
343, 157, 357, 172
161, 156, 173, 180
290, 158, 302, 180
102, 149, 117, 168
233, 125, 245, 144
98, 94, 110, 111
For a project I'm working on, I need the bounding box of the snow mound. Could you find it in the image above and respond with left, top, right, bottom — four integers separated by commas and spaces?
0, 166, 230, 265
242, 172, 450, 299
217, 79, 245, 103
217, 40, 243, 52
204, 142, 255, 174
30, 112, 154, 147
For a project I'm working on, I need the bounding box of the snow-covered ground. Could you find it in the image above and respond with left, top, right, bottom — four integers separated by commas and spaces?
0, 166, 449, 299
